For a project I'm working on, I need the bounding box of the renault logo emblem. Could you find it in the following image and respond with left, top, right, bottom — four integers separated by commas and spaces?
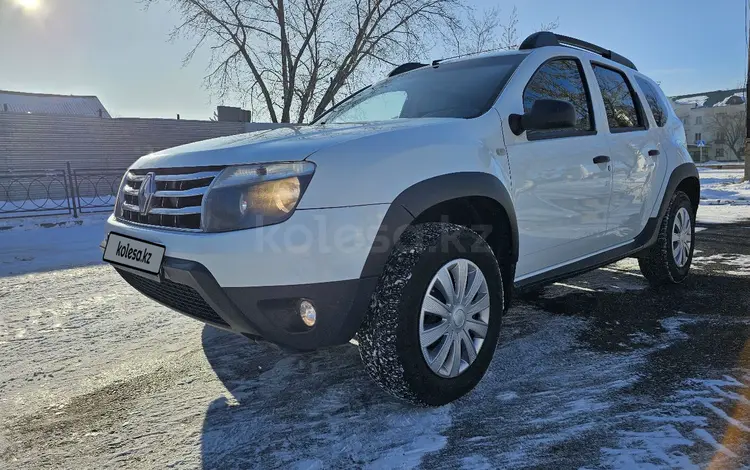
138, 172, 157, 215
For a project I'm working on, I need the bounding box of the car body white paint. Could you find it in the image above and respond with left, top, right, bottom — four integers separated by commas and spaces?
105, 203, 388, 287
106, 45, 689, 286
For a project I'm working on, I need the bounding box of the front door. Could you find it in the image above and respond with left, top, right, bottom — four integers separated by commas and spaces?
505, 57, 613, 278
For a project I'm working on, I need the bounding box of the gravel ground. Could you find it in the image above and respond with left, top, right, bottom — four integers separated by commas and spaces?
1, 212, 749, 469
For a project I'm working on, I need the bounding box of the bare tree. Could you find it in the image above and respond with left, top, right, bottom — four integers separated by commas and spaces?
145, 0, 471, 123
708, 111, 746, 161
147, 1, 554, 123
447, 6, 558, 58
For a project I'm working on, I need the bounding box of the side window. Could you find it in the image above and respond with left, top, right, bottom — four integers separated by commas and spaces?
591, 64, 644, 131
635, 76, 668, 127
523, 58, 593, 134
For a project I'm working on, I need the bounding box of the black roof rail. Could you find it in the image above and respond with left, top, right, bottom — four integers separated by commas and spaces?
388, 62, 428, 77
519, 32, 637, 70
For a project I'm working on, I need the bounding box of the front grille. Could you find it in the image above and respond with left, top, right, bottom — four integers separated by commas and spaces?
118, 167, 224, 230
118, 270, 229, 326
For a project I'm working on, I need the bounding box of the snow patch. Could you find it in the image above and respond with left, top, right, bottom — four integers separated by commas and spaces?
692, 428, 738, 458
699, 168, 750, 205
697, 205, 750, 224
601, 425, 698, 469
693, 254, 750, 275
675, 95, 708, 107
0, 215, 107, 276
713, 91, 746, 107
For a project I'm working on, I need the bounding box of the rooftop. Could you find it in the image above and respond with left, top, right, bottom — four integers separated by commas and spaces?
0, 90, 110, 118
671, 88, 745, 108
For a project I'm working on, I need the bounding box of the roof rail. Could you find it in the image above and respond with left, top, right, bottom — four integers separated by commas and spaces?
388, 62, 428, 77
519, 32, 637, 70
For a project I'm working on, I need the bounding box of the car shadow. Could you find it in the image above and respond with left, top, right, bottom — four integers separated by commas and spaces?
198, 326, 453, 469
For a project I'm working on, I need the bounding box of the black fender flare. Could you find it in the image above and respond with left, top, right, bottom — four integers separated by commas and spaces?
638, 162, 699, 247
359, 172, 518, 279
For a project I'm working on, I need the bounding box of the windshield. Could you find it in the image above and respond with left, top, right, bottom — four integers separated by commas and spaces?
320, 53, 527, 124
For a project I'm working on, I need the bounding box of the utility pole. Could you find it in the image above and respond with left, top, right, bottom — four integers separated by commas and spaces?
746, 2, 750, 180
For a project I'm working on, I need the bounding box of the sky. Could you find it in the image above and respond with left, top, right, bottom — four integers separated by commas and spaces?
0, 0, 746, 120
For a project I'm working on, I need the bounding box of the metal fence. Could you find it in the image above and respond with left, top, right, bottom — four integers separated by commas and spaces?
0, 163, 125, 219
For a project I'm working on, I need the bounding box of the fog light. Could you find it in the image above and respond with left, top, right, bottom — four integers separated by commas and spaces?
299, 300, 316, 327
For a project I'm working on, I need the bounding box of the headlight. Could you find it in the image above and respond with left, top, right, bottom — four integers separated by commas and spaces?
202, 162, 315, 232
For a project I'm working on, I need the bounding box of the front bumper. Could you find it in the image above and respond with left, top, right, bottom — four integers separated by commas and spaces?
104, 204, 388, 349
114, 258, 378, 349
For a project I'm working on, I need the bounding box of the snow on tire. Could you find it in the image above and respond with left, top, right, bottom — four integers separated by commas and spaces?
356, 222, 505, 406
638, 190, 696, 286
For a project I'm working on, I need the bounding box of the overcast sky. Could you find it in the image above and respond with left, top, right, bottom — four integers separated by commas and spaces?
0, 0, 745, 120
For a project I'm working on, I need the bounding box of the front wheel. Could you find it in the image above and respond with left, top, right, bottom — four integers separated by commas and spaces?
357, 223, 504, 406
638, 190, 696, 286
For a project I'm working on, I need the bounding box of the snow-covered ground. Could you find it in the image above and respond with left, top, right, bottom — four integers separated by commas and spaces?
698, 168, 750, 205
0, 214, 109, 277
0, 204, 749, 468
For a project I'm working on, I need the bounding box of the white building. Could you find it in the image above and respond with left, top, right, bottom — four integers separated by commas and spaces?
669, 88, 745, 162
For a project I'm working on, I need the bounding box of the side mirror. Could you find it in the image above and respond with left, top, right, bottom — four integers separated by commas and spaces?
509, 99, 577, 136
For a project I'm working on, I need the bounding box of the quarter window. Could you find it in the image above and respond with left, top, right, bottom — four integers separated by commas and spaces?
523, 58, 593, 133
635, 77, 668, 127
591, 64, 643, 130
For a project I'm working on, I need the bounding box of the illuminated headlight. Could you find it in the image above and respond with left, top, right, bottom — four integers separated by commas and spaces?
202, 162, 315, 232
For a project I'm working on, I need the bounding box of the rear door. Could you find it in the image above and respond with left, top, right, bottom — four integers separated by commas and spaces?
503, 56, 614, 278
588, 64, 665, 242
633, 75, 672, 216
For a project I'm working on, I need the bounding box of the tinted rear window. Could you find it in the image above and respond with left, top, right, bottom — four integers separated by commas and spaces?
321, 54, 527, 123
635, 76, 668, 127
591, 64, 644, 130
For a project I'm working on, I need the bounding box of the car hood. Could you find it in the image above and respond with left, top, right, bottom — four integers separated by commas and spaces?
130, 119, 454, 169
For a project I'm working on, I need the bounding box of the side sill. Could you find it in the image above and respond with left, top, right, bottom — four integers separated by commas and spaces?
514, 216, 658, 291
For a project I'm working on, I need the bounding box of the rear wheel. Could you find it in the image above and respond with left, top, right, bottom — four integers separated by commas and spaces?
357, 223, 504, 406
638, 191, 695, 286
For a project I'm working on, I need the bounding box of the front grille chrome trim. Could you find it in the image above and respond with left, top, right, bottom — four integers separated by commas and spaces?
149, 206, 202, 216
154, 187, 208, 198
123, 202, 140, 212
125, 170, 221, 183
155, 171, 221, 182
117, 166, 224, 231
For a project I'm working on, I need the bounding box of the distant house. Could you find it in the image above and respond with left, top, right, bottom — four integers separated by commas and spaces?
669, 88, 746, 162
0, 89, 110, 118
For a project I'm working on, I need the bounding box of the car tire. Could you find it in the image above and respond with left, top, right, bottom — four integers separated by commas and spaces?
356, 222, 505, 406
638, 190, 696, 286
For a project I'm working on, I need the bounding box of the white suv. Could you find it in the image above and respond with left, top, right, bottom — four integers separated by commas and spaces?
102, 32, 699, 405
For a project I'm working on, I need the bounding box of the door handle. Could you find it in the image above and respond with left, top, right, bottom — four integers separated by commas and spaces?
648, 149, 660, 157
593, 155, 611, 164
